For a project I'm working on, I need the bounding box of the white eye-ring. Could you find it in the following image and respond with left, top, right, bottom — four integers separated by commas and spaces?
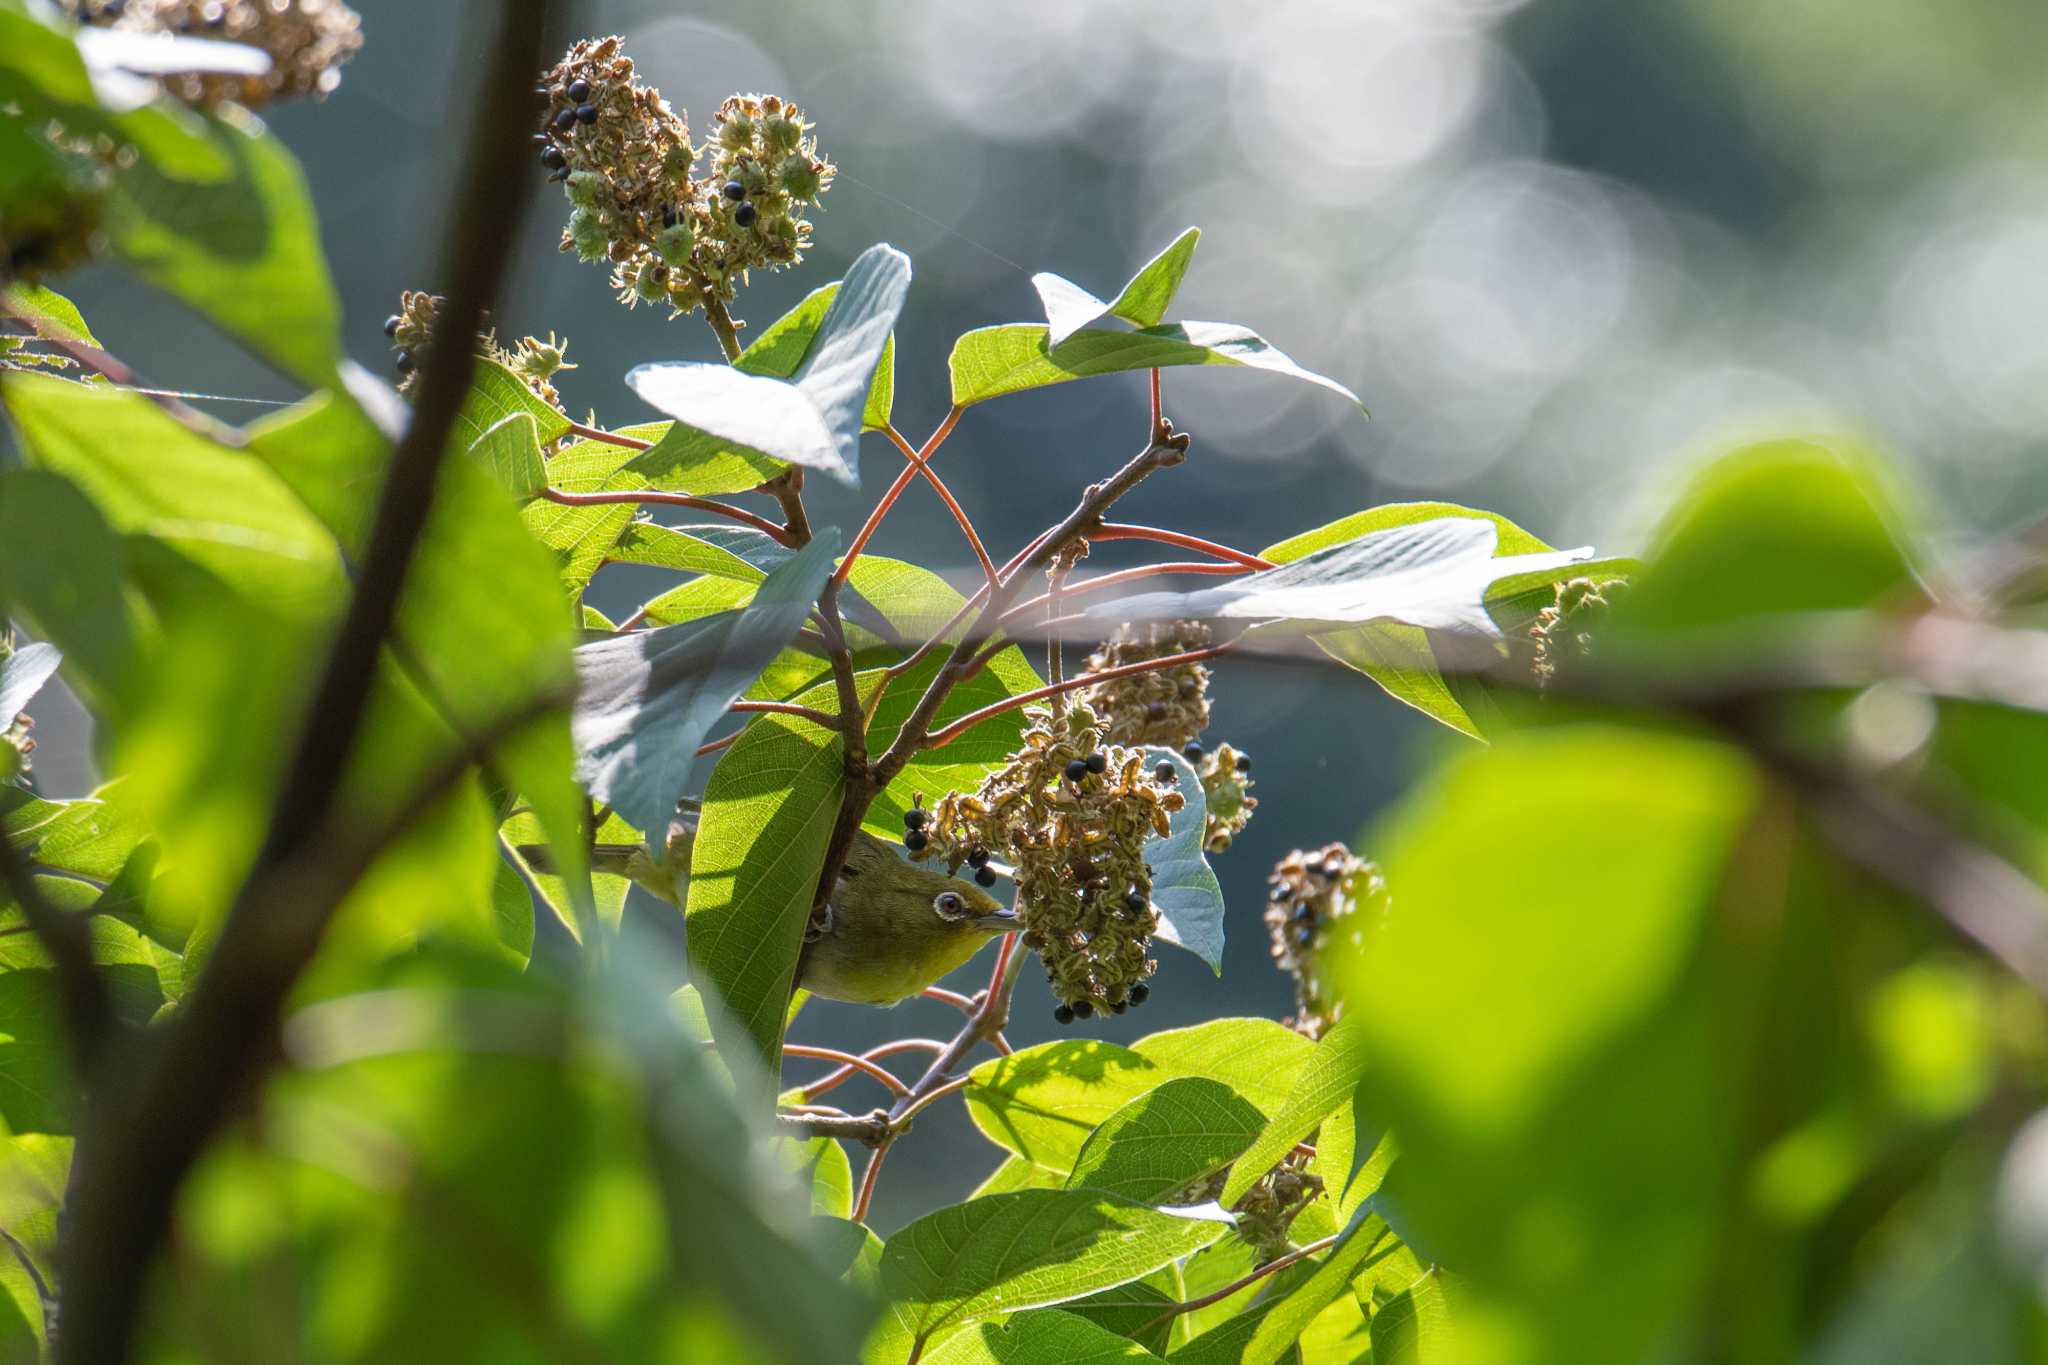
933, 891, 965, 919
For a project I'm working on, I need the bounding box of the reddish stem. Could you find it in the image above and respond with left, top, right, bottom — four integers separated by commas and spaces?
921, 986, 978, 1015
783, 1044, 912, 1098
564, 420, 654, 452
884, 424, 999, 590
1092, 522, 1275, 571
798, 1040, 948, 1102
1001, 561, 1249, 623
851, 1140, 892, 1223
833, 406, 965, 589
695, 732, 740, 758
1149, 367, 1163, 433
540, 486, 794, 545
728, 700, 837, 727
924, 641, 1238, 748
1141, 1233, 1344, 1331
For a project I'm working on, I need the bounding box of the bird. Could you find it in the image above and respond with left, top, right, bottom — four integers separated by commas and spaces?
527, 814, 1016, 1007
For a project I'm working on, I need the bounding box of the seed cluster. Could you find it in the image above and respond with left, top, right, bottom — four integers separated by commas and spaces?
1169, 1154, 1325, 1264
74, 0, 364, 109
907, 703, 1182, 1021
381, 290, 574, 412
1265, 842, 1386, 1041
1081, 621, 1257, 851
534, 39, 832, 320
1531, 576, 1628, 687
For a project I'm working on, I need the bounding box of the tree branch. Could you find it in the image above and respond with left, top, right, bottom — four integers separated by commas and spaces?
540, 486, 794, 545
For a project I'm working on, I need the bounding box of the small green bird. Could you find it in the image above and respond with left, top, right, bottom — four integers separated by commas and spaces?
552, 818, 1016, 1007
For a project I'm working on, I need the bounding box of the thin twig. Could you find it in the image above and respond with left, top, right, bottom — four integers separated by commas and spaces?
1001, 561, 1248, 623
883, 422, 998, 590
775, 1108, 893, 1147
921, 986, 977, 1015
926, 640, 1236, 750
0, 310, 234, 443
798, 1039, 947, 1103
851, 1139, 892, 1222
1140, 1233, 1344, 1332
729, 700, 839, 728
540, 486, 794, 545
701, 295, 744, 362
784, 1044, 912, 1098
564, 420, 653, 452
833, 407, 964, 589
1091, 522, 1274, 570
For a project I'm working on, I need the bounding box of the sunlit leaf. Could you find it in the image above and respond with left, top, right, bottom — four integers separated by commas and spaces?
1142, 746, 1224, 972
1221, 1018, 1370, 1207
950, 321, 1363, 411
1066, 1076, 1265, 1204
924, 1309, 1166, 1364
1034, 226, 1201, 347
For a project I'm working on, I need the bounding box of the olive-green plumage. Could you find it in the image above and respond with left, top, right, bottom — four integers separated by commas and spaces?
562, 825, 1013, 1007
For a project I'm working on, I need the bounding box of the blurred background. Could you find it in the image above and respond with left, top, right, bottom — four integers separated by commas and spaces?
16, 0, 2048, 1228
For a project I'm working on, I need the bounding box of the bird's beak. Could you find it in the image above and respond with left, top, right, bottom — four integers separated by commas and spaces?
970, 909, 1021, 933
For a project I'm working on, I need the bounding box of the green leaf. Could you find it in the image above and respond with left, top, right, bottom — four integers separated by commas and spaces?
0, 471, 136, 702
1369, 1270, 1455, 1365
105, 104, 344, 388
684, 675, 853, 1076
877, 1189, 1227, 1355
453, 357, 572, 456
520, 426, 650, 595
1141, 747, 1224, 972
924, 1310, 1167, 1364
1341, 725, 1764, 1364
627, 243, 909, 486
1234, 1210, 1396, 1365
966, 1020, 1313, 1179
778, 1135, 854, 1219
609, 522, 778, 583
950, 321, 1363, 412
1064, 1274, 1182, 1355
1221, 1018, 1369, 1206
0, 282, 97, 346
1088, 518, 1590, 644
738, 278, 898, 431
0, 1132, 67, 1355
1066, 1076, 1266, 1204
571, 532, 839, 839
464, 412, 547, 497
1035, 226, 1201, 347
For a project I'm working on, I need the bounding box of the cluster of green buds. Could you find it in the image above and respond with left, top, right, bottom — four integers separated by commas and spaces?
1082, 621, 1256, 850
380, 290, 574, 412
1168, 1154, 1326, 1264
535, 38, 832, 320
1265, 842, 1387, 1041
72, 0, 363, 108
1531, 576, 1629, 688
908, 702, 1182, 1022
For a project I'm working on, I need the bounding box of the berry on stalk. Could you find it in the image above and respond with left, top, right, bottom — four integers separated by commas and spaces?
1064, 758, 1089, 783
1129, 983, 1150, 1006
975, 865, 998, 888
1054, 1004, 1075, 1025
904, 829, 928, 853
1085, 751, 1108, 774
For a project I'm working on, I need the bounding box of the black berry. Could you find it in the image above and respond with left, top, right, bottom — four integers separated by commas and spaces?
382, 314, 400, 338
576, 103, 599, 125
975, 866, 998, 888
661, 204, 677, 227
1183, 741, 1205, 763
903, 807, 928, 831
1292, 902, 1316, 922
1125, 891, 1147, 914
1154, 761, 1176, 784
1072, 1000, 1095, 1019
540, 144, 567, 171
553, 107, 576, 131
1178, 676, 1199, 697
1085, 751, 1108, 774
1054, 1004, 1075, 1025
1129, 983, 1150, 1006
567, 78, 590, 102
1064, 759, 1089, 783
394, 351, 414, 374
1110, 999, 1128, 1014
1294, 924, 1316, 949
734, 202, 758, 227
904, 829, 928, 853
1145, 701, 1167, 723
967, 847, 989, 868
722, 179, 747, 201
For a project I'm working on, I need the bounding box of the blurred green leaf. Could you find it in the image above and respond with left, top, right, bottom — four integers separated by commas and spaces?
1232, 1210, 1394, 1365
1369, 1270, 1455, 1365
105, 104, 344, 388
0, 1133, 66, 1355
1341, 725, 1764, 1365
0, 282, 97, 345
1034, 226, 1201, 348
1066, 1076, 1265, 1204
949, 322, 1362, 411
0, 470, 136, 704
779, 1135, 854, 1220
685, 675, 852, 1076
875, 1189, 1227, 1358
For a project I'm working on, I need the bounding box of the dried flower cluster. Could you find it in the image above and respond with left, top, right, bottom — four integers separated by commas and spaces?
1170, 1154, 1326, 1264
381, 290, 574, 411
1531, 575, 1628, 687
909, 702, 1182, 1018
535, 38, 832, 320
1266, 842, 1387, 1041
74, 0, 363, 108
1080, 620, 1213, 749
1081, 621, 1257, 850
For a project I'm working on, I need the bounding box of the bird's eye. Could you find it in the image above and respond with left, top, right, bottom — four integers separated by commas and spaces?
933, 891, 964, 919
